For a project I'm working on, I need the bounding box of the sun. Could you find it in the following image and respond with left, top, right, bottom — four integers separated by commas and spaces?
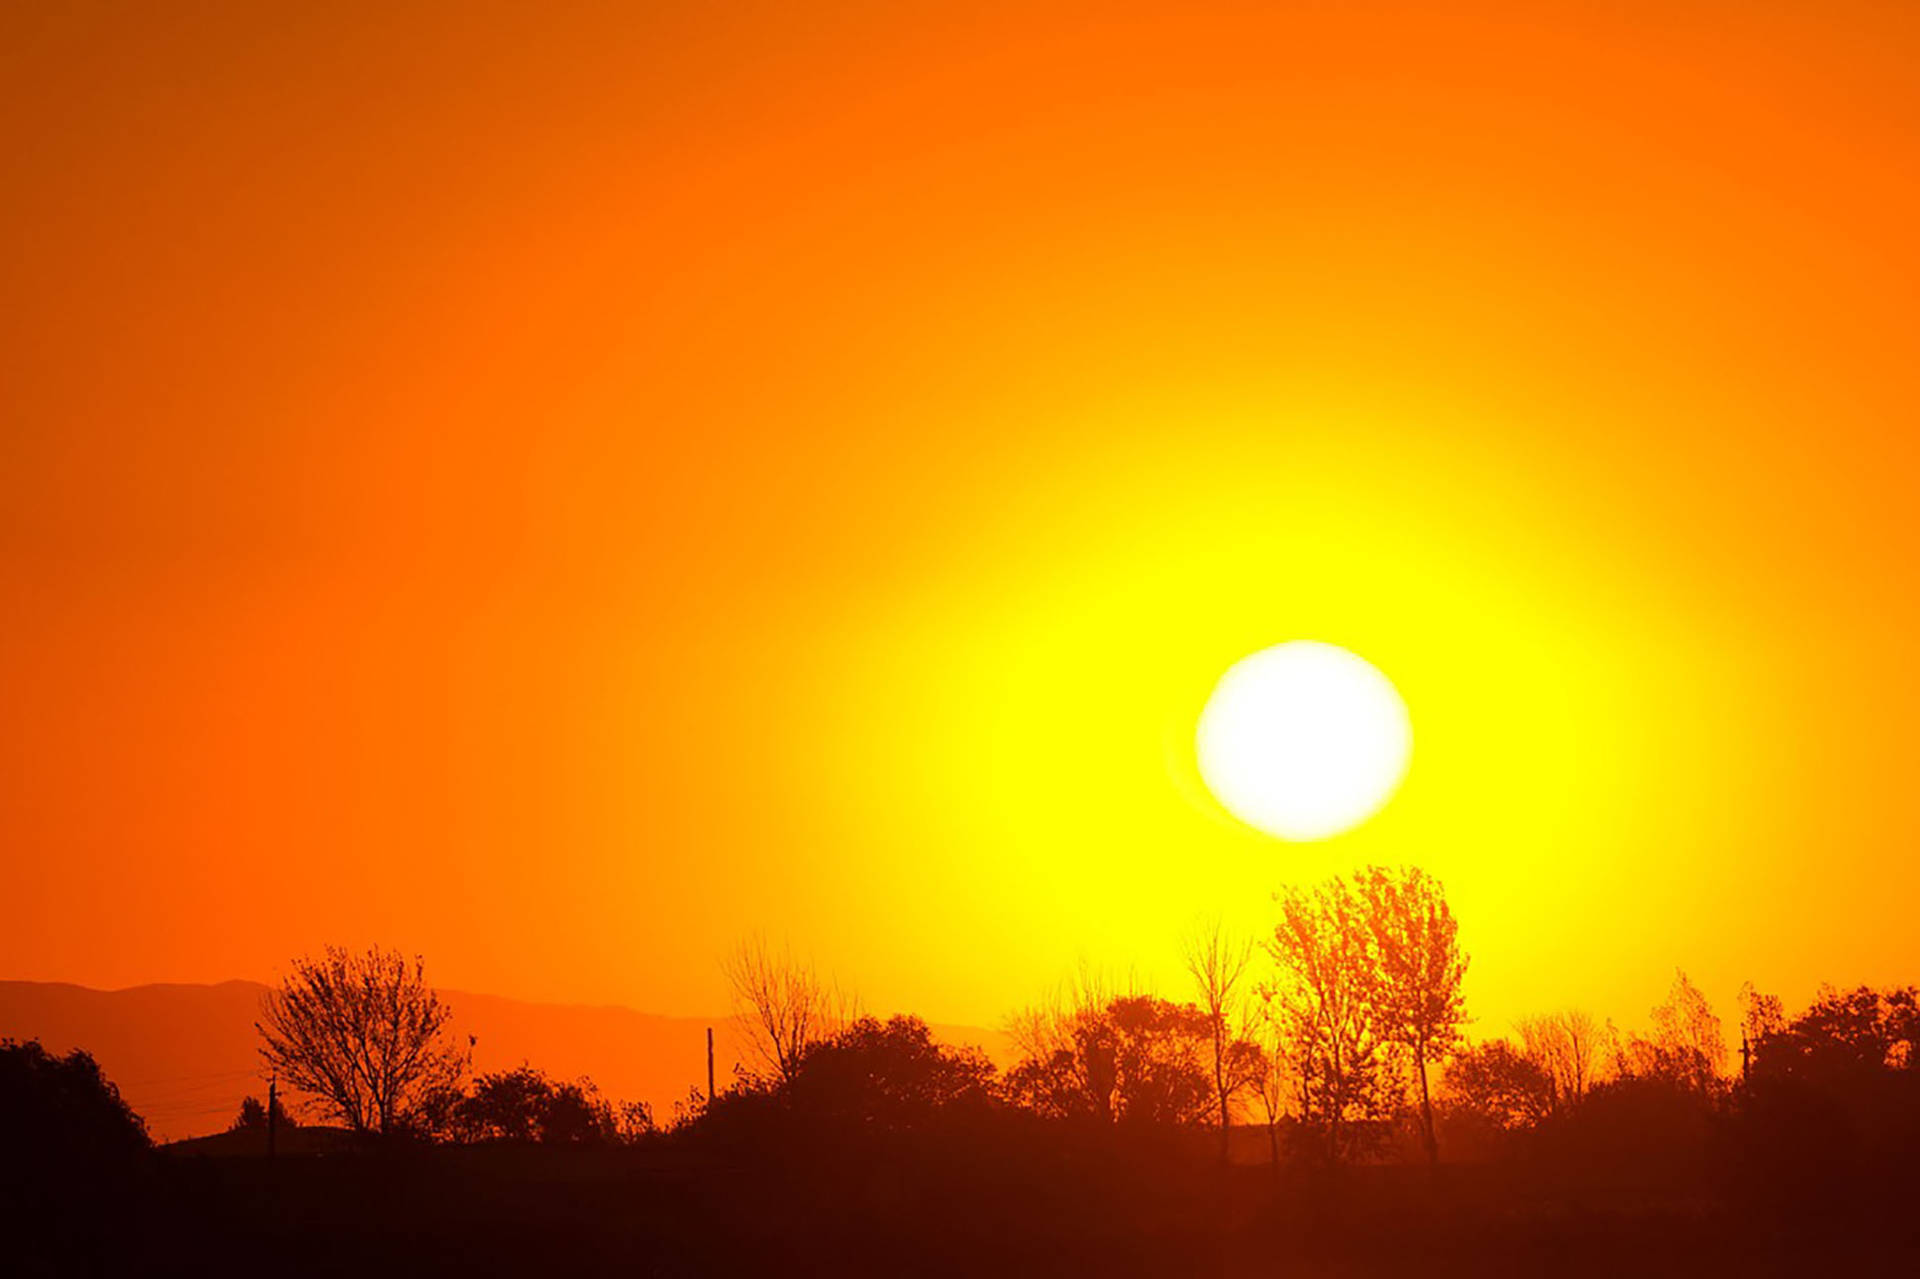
1195, 641, 1412, 841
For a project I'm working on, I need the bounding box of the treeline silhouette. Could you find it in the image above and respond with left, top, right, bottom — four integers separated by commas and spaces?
5, 865, 1919, 1276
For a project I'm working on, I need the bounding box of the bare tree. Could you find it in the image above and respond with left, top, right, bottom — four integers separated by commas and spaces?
1183, 915, 1261, 1163
722, 936, 850, 1084
1655, 970, 1725, 1083
1003, 966, 1127, 1124
1004, 962, 1126, 1068
1515, 1010, 1600, 1109
1614, 968, 1725, 1091
256, 945, 469, 1138
1247, 1000, 1297, 1171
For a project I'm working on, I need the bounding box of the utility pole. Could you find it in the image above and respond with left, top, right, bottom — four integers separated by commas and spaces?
266, 1071, 278, 1163
706, 1027, 716, 1107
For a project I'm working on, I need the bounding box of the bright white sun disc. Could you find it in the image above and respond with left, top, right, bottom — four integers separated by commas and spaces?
1195, 641, 1411, 840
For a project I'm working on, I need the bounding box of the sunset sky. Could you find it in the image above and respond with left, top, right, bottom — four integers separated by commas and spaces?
4, 0, 1918, 1040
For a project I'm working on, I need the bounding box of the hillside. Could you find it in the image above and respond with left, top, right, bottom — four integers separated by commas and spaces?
0, 979, 1011, 1141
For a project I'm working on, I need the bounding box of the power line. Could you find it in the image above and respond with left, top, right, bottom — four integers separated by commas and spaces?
129, 1078, 265, 1105
117, 1065, 261, 1088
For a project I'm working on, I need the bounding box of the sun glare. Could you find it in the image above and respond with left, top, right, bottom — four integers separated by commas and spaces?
1196, 641, 1412, 841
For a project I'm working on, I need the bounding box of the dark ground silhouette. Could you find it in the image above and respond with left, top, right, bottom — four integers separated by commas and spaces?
17, 1117, 1920, 1278
7, 894, 1918, 1278
7, 1000, 1920, 1278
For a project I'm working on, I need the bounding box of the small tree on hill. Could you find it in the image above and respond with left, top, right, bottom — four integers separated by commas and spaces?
230, 1092, 297, 1133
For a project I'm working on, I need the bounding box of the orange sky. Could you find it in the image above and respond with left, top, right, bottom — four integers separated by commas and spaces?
4, 0, 1918, 1041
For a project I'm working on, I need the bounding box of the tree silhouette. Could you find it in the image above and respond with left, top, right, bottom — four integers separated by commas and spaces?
230, 1092, 297, 1133
1737, 981, 1787, 1078
783, 1015, 995, 1129
1515, 1010, 1601, 1111
1751, 984, 1917, 1081
1003, 970, 1117, 1121
1613, 969, 1725, 1093
722, 936, 850, 1084
256, 945, 470, 1139
1, 1039, 149, 1264
1356, 865, 1468, 1166
1182, 915, 1266, 1162
1005, 1003, 1118, 1123
1733, 983, 1920, 1181
697, 1014, 994, 1153
458, 1065, 552, 1142
1248, 1005, 1299, 1169
1004, 995, 1218, 1127
1651, 969, 1726, 1082
542, 1078, 620, 1144
455, 1065, 624, 1144
1445, 1039, 1555, 1131
1265, 875, 1396, 1162
616, 1099, 658, 1140
1745, 982, 1918, 1146
1, 1039, 148, 1166
1106, 996, 1221, 1127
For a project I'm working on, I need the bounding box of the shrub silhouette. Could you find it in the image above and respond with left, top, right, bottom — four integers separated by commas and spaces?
0, 1039, 150, 1267
453, 1064, 627, 1145
229, 1092, 297, 1134
1, 1035, 148, 1162
785, 1014, 995, 1128
1728, 984, 1920, 1207
1444, 1038, 1555, 1133
1004, 995, 1214, 1127
700, 1013, 995, 1152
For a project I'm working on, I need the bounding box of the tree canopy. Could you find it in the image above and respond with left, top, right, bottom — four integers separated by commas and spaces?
256, 945, 470, 1138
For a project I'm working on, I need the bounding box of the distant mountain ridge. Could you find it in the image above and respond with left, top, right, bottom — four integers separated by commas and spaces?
0, 979, 1011, 1142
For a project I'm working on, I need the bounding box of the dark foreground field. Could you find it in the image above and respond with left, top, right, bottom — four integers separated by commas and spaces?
15, 1127, 1919, 1279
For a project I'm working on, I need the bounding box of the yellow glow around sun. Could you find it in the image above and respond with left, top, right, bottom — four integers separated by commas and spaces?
1195, 641, 1412, 841
809, 404, 1700, 1022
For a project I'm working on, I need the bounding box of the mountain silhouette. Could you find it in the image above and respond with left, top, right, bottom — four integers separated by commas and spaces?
0, 979, 1010, 1141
